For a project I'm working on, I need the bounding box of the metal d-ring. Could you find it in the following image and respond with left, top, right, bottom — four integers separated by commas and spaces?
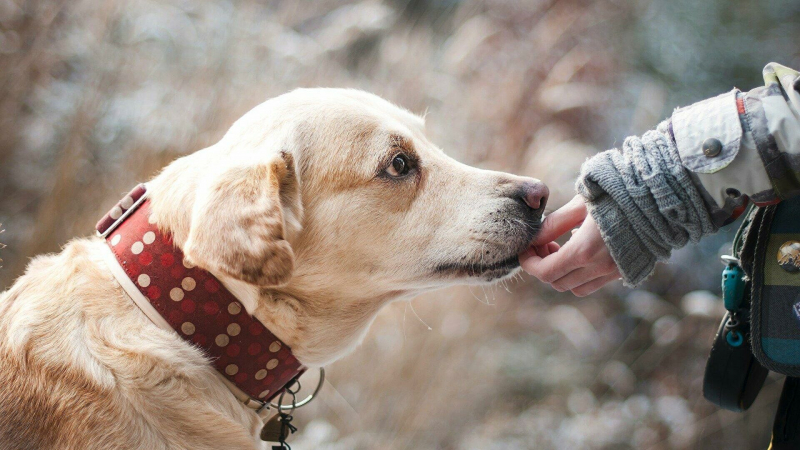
269, 368, 325, 411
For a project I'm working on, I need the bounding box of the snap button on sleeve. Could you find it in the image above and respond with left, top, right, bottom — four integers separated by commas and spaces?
703, 138, 723, 157
672, 89, 742, 173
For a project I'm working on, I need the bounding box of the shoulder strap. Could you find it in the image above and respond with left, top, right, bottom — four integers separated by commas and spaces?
736, 203, 763, 278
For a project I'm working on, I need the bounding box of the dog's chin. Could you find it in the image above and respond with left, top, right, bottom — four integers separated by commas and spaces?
432, 254, 522, 283
431, 219, 541, 284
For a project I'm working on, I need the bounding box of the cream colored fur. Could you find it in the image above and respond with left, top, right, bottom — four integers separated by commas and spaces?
0, 89, 544, 449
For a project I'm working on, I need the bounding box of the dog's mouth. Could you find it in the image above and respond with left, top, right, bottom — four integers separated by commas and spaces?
432, 253, 521, 281
430, 209, 542, 282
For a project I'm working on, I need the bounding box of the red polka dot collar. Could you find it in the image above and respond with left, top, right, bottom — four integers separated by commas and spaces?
96, 184, 304, 409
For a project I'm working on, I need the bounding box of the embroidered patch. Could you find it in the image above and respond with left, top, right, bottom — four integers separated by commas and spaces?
778, 241, 800, 273
793, 301, 800, 325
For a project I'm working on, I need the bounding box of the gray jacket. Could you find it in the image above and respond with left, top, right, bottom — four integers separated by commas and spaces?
579, 63, 800, 286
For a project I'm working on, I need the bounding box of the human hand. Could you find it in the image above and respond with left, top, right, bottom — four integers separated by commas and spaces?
519, 195, 621, 296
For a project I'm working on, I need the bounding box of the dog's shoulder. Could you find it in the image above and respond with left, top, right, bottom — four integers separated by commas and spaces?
0, 239, 138, 448
0, 239, 260, 449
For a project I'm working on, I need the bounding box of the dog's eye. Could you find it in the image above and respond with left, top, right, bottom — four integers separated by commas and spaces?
386, 154, 411, 177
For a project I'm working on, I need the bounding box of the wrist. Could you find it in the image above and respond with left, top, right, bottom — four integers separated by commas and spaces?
582, 193, 656, 287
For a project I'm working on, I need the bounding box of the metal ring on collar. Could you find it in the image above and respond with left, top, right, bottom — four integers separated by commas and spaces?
269, 367, 325, 411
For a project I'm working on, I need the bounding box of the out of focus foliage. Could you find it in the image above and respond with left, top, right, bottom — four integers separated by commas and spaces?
1, 0, 798, 449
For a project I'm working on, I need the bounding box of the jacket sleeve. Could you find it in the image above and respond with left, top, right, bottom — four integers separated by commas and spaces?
576, 63, 800, 286
671, 62, 800, 226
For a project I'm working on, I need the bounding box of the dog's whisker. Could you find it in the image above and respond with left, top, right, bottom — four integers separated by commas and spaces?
479, 283, 493, 306
467, 285, 489, 305
501, 278, 512, 294
408, 301, 432, 331
402, 302, 408, 341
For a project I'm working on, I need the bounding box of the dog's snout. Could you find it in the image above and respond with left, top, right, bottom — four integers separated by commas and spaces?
518, 180, 549, 212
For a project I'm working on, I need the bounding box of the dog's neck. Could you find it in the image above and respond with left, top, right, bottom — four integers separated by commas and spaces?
263, 287, 401, 367
146, 154, 398, 367
214, 281, 393, 367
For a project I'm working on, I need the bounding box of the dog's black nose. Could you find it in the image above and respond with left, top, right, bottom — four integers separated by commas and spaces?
519, 180, 549, 212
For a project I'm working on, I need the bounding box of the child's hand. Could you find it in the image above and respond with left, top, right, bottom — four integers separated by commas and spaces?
519, 195, 621, 296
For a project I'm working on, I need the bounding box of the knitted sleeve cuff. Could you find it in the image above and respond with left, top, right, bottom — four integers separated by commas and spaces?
576, 124, 718, 287
583, 191, 658, 287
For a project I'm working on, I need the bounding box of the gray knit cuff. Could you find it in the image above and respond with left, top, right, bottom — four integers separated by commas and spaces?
576, 123, 718, 287
583, 193, 658, 286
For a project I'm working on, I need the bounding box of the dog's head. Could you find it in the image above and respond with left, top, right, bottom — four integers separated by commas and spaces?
149, 89, 547, 364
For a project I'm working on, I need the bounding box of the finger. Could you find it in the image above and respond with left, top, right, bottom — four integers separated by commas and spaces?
533, 195, 588, 245
519, 246, 539, 263
551, 263, 615, 292
570, 273, 621, 297
520, 246, 579, 283
519, 242, 560, 265
519, 252, 542, 276
551, 268, 598, 292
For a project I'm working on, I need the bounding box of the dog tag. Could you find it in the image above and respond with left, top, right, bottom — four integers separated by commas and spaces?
260, 412, 298, 448
260, 414, 285, 443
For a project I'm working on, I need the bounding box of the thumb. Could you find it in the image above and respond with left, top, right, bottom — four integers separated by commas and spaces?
533, 195, 588, 245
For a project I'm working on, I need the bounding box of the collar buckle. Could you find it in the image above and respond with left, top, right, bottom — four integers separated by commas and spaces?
96, 184, 149, 238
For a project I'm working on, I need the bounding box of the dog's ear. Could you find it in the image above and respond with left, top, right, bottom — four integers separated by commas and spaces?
183, 152, 300, 287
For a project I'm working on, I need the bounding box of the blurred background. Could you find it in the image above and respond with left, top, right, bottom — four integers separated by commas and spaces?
1, 0, 800, 448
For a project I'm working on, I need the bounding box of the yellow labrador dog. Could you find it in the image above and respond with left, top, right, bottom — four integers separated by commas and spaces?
0, 89, 547, 449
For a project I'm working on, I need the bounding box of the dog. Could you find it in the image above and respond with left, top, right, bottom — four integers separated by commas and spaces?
0, 89, 547, 449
